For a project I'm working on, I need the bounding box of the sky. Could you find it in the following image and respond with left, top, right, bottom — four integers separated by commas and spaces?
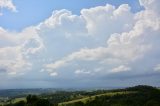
0, 0, 160, 89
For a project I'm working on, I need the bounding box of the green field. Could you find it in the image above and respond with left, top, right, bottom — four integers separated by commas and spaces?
11, 97, 26, 104
0, 97, 26, 106
58, 91, 135, 106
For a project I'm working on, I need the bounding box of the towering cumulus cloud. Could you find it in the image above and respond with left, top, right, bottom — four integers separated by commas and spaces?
44, 0, 160, 77
0, 0, 160, 87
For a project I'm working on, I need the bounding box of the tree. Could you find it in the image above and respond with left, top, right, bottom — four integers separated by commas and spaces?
14, 101, 25, 106
26, 94, 39, 106
36, 99, 50, 106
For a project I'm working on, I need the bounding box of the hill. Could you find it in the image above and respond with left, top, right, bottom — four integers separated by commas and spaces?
0, 85, 160, 106
59, 85, 160, 106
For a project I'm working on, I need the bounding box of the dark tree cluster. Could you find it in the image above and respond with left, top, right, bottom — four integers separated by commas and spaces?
3, 95, 51, 106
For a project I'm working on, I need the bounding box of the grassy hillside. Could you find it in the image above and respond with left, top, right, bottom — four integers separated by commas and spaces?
58, 91, 135, 106
58, 85, 160, 106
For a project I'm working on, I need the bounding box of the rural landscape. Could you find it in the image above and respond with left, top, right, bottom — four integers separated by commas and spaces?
0, 0, 160, 105
0, 85, 160, 106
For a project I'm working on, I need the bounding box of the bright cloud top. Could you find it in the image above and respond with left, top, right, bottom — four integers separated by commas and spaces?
0, 0, 160, 88
44, 0, 160, 76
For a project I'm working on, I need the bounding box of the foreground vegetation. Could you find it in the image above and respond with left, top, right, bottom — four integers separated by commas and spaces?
0, 85, 160, 106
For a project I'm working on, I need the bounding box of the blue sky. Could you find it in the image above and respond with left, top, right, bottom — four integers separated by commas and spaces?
0, 0, 160, 89
0, 0, 142, 31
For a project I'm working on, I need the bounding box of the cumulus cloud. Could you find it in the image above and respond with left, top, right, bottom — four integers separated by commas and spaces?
43, 0, 160, 79
39, 4, 135, 76
81, 4, 134, 37
0, 0, 17, 15
0, 46, 31, 75
0, 0, 160, 87
139, 0, 160, 14
0, 27, 44, 75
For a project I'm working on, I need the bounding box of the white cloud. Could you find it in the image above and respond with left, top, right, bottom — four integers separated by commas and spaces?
0, 27, 44, 75
81, 4, 134, 37
0, 0, 160, 87
0, 46, 31, 74
50, 72, 58, 76
46, 60, 68, 70
40, 4, 135, 77
0, 0, 17, 15
43, 0, 160, 77
154, 64, 160, 71
45, 47, 109, 74
38, 9, 87, 37
8, 71, 16, 75
75, 69, 91, 75
139, 0, 160, 14
111, 65, 131, 73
